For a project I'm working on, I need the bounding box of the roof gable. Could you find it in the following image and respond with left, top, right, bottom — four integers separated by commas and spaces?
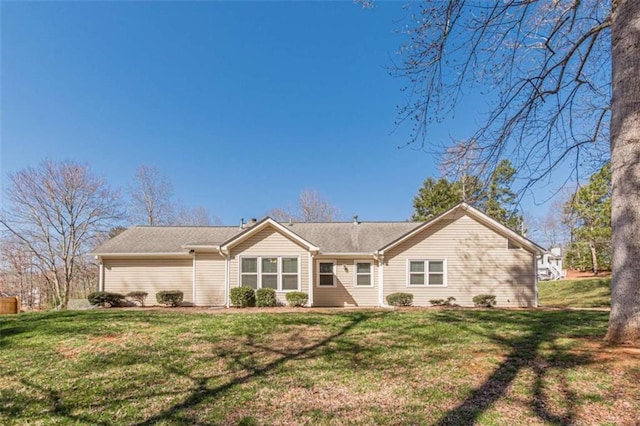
219, 218, 320, 253
377, 203, 544, 255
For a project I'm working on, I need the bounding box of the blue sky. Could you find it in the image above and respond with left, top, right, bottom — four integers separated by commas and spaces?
1, 1, 558, 225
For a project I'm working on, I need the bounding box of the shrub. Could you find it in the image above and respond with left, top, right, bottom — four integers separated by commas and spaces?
230, 287, 256, 308
156, 290, 184, 307
429, 296, 457, 307
386, 292, 413, 307
126, 291, 148, 306
473, 294, 497, 308
285, 291, 308, 307
256, 288, 277, 307
87, 291, 125, 307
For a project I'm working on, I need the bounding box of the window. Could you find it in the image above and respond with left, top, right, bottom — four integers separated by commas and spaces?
355, 262, 372, 286
282, 258, 299, 290
261, 258, 278, 289
241, 258, 258, 289
408, 260, 446, 286
318, 262, 335, 287
240, 256, 300, 291
409, 261, 425, 286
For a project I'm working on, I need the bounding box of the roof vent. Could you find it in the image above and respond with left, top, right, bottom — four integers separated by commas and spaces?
353, 214, 359, 225
240, 218, 245, 229
247, 218, 258, 227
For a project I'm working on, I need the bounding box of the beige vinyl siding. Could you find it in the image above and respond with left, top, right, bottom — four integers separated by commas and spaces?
103, 258, 193, 305
229, 226, 309, 305
195, 253, 226, 306
384, 213, 536, 307
314, 259, 379, 307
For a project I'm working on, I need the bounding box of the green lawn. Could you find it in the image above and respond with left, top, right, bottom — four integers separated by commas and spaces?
539, 277, 611, 308
1, 308, 638, 425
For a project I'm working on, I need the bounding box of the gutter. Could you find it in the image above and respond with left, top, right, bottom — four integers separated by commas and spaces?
90, 252, 193, 258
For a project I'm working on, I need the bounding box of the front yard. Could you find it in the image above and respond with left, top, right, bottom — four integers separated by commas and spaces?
1, 308, 638, 425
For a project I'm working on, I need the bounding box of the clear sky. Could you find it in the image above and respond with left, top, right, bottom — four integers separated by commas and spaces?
1, 1, 559, 225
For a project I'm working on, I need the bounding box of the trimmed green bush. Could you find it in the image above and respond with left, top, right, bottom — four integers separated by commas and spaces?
473, 294, 497, 307
126, 291, 148, 306
230, 287, 256, 308
429, 296, 457, 307
156, 290, 184, 307
285, 291, 308, 307
256, 288, 277, 307
386, 292, 413, 307
87, 291, 125, 307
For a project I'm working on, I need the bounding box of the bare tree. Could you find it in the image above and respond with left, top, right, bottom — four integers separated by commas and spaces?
266, 207, 295, 223
527, 194, 572, 250
393, 1, 638, 344
174, 206, 222, 226
0, 238, 35, 307
0, 160, 121, 309
440, 139, 483, 202
267, 189, 341, 222
129, 165, 175, 226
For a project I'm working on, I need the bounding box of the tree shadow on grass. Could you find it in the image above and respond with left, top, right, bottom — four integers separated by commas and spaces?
133, 311, 383, 425
432, 309, 601, 425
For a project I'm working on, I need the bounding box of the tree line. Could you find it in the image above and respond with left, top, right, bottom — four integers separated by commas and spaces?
0, 160, 347, 310
0, 161, 219, 309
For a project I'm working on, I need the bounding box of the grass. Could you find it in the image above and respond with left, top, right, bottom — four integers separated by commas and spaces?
1, 308, 638, 425
539, 277, 611, 308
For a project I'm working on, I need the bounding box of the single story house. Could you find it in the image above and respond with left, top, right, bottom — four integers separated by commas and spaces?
91, 203, 544, 308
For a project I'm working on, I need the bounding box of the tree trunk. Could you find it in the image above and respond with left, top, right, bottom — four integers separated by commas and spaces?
605, 0, 640, 345
589, 243, 599, 275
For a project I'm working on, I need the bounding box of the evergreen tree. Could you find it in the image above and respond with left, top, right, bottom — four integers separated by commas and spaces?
483, 159, 523, 232
413, 160, 523, 234
564, 163, 612, 274
412, 177, 461, 221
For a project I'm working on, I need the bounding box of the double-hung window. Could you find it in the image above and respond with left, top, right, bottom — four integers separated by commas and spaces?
241, 256, 300, 291
355, 262, 373, 287
282, 258, 299, 290
318, 262, 335, 287
241, 258, 258, 289
408, 260, 446, 286
261, 258, 278, 289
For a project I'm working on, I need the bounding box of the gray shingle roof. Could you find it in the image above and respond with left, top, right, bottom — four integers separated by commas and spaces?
289, 222, 420, 253
93, 226, 242, 254
92, 221, 422, 255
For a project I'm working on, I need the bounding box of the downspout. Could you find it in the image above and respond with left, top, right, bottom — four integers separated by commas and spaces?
308, 252, 315, 307
375, 251, 385, 307
97, 256, 104, 292
219, 248, 230, 308
191, 250, 197, 306
534, 253, 539, 308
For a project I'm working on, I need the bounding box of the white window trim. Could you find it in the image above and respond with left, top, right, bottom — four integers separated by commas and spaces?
261, 257, 279, 290
316, 260, 337, 288
240, 257, 259, 289
354, 261, 374, 287
239, 255, 301, 292
406, 259, 448, 287
280, 256, 301, 292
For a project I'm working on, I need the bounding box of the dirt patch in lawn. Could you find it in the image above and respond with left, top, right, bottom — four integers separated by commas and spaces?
565, 270, 611, 280
56, 331, 149, 359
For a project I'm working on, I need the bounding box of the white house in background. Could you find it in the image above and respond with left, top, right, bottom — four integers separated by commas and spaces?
91, 203, 545, 308
537, 247, 566, 281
